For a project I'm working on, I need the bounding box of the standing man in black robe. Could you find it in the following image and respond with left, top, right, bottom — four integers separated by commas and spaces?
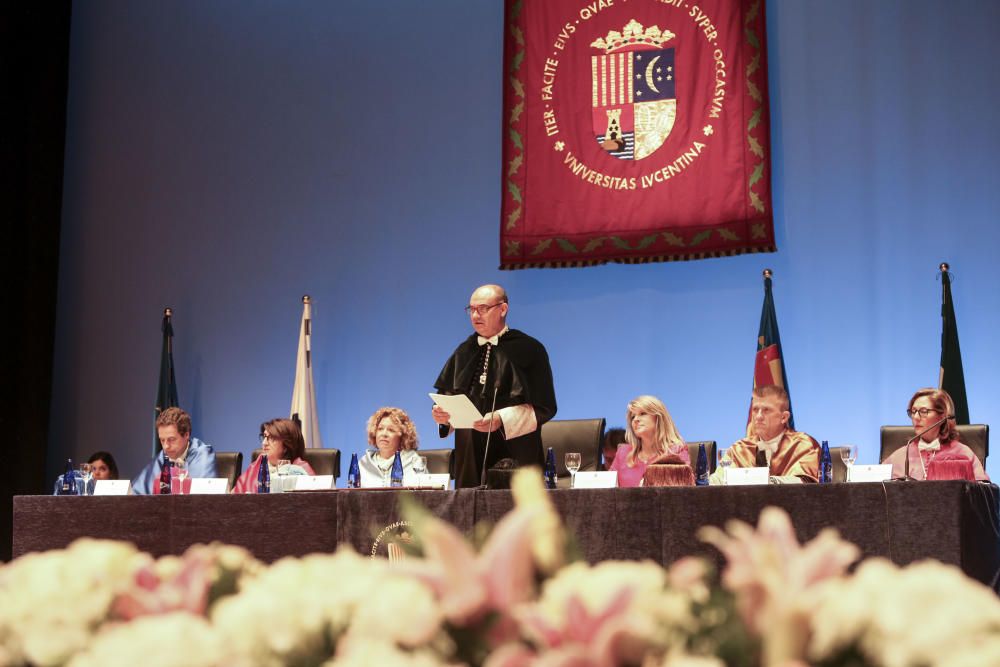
432, 284, 557, 488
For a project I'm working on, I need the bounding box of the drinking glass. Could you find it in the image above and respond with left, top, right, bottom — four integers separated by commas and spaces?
565, 452, 581, 488
717, 448, 732, 485
78, 463, 93, 495
413, 455, 427, 485
276, 459, 292, 491
173, 461, 188, 494
840, 445, 858, 481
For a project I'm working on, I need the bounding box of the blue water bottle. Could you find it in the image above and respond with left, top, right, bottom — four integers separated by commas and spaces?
390, 451, 404, 487
347, 453, 360, 488
257, 457, 271, 493
695, 443, 709, 486
544, 447, 558, 489
820, 440, 833, 484
59, 459, 78, 495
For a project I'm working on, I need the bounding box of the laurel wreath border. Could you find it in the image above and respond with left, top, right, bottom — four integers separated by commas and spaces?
500, 0, 774, 269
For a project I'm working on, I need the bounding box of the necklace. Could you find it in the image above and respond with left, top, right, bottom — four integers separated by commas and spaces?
917, 448, 937, 479
479, 343, 492, 386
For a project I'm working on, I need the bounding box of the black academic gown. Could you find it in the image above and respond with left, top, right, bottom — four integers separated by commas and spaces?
434, 329, 557, 488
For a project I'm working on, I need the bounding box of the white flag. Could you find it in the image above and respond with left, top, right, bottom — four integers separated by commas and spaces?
291, 296, 323, 449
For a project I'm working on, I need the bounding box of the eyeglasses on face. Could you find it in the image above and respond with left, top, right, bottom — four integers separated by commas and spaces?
258, 433, 280, 444
906, 407, 940, 419
464, 302, 504, 316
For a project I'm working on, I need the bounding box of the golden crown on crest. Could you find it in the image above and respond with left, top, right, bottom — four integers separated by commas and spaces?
591, 19, 676, 53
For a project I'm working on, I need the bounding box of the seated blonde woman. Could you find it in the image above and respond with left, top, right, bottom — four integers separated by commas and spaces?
233, 418, 315, 493
609, 395, 689, 487
359, 406, 421, 487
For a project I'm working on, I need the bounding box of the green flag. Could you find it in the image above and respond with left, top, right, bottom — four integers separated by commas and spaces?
938, 264, 969, 424
154, 308, 179, 454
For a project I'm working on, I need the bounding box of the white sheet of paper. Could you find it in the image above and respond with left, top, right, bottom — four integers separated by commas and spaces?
847, 464, 893, 483
428, 393, 484, 429
294, 475, 334, 490
724, 467, 770, 486
189, 478, 228, 494
93, 479, 130, 496
573, 471, 617, 488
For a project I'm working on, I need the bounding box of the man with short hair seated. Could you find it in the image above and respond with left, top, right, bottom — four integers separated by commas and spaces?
132, 407, 217, 494
713, 385, 820, 484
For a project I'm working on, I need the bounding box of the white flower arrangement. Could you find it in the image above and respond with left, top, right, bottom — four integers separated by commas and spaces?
2, 470, 999, 667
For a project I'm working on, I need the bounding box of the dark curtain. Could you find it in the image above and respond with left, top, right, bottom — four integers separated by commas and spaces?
0, 3, 71, 560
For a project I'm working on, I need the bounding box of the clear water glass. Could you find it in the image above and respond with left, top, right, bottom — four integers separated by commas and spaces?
276, 459, 292, 491
173, 460, 188, 494
717, 448, 732, 484
78, 463, 92, 495
565, 452, 581, 488
413, 455, 427, 484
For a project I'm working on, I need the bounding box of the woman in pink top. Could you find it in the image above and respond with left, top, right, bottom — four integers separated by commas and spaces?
234, 418, 316, 493
883, 388, 988, 481
610, 395, 689, 487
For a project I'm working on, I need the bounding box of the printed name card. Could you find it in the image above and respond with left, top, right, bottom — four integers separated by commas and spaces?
417, 473, 451, 490
847, 464, 893, 483
573, 471, 617, 488
93, 480, 130, 496
189, 478, 229, 494
724, 467, 770, 486
294, 475, 334, 491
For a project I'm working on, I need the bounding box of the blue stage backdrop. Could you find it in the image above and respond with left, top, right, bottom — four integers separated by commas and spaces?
49, 0, 1000, 485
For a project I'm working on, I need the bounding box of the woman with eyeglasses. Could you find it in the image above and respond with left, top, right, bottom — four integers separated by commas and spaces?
359, 406, 421, 487
233, 418, 315, 493
609, 395, 689, 487
882, 388, 988, 481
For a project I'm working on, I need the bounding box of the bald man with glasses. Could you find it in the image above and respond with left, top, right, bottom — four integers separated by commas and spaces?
432, 284, 557, 488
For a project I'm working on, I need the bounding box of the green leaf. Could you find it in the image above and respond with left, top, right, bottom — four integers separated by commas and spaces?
507, 154, 523, 177
747, 80, 761, 103
611, 236, 631, 250
749, 162, 764, 187
689, 230, 712, 246
718, 228, 741, 241
636, 234, 658, 249
556, 239, 579, 253
750, 191, 765, 213
531, 238, 553, 255
510, 101, 524, 124
505, 207, 521, 230
748, 135, 764, 158
505, 239, 521, 255
748, 108, 762, 131
582, 237, 606, 253
511, 77, 525, 99
746, 53, 760, 77
662, 232, 685, 246
511, 50, 525, 72
507, 180, 522, 204
745, 27, 760, 50
512, 25, 524, 46
510, 128, 523, 151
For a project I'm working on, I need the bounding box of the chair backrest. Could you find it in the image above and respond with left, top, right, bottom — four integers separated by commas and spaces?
879, 424, 989, 466
540, 418, 605, 488
421, 448, 455, 478
686, 441, 717, 474
251, 447, 342, 479
829, 446, 848, 483
214, 451, 243, 491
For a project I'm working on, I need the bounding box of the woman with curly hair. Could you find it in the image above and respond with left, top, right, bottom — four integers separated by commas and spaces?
359, 406, 421, 487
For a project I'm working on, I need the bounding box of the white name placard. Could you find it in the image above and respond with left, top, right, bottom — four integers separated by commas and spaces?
189, 478, 229, 494
724, 467, 770, 486
93, 480, 130, 496
293, 475, 334, 491
573, 471, 618, 488
847, 464, 893, 483
417, 473, 451, 489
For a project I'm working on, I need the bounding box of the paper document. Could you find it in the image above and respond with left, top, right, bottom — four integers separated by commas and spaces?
429, 393, 484, 429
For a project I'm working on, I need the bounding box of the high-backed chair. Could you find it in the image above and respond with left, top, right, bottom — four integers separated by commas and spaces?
421, 448, 455, 478
879, 425, 989, 467
540, 418, 605, 488
251, 447, 342, 479
214, 451, 243, 491
829, 446, 848, 483
686, 441, 717, 474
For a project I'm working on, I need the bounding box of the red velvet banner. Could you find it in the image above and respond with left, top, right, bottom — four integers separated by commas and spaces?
500, 0, 774, 269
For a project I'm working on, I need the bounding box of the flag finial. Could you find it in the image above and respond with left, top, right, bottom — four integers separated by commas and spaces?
163, 307, 172, 318
302, 295, 311, 304
762, 268, 773, 280
940, 262, 950, 273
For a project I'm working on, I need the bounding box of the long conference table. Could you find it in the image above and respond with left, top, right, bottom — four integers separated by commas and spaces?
13, 481, 1000, 589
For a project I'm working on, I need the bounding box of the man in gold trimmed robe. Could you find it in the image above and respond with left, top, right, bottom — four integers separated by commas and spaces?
713, 385, 820, 483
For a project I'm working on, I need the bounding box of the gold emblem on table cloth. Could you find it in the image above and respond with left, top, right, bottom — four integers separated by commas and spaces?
591, 20, 677, 161
370, 520, 414, 561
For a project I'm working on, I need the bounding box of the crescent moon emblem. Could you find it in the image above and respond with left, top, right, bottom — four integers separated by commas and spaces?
644, 55, 661, 94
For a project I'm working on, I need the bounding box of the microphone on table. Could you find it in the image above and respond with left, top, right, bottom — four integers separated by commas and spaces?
895, 414, 954, 481
479, 382, 501, 489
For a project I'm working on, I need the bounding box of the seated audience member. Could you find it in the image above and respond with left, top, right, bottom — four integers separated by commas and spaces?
52, 450, 120, 495
233, 418, 316, 493
714, 385, 819, 483
132, 407, 217, 494
359, 406, 421, 487
610, 395, 689, 488
882, 388, 989, 481
602, 427, 627, 471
